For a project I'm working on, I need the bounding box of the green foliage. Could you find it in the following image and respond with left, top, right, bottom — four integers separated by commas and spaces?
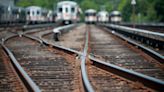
118, 0, 163, 22
104, 2, 113, 12
16, 0, 32, 7
118, 0, 127, 11
80, 0, 98, 10
155, 0, 164, 22
16, 0, 58, 9
121, 0, 131, 22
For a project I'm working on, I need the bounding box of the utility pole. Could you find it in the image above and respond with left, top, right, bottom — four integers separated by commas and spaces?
131, 0, 136, 28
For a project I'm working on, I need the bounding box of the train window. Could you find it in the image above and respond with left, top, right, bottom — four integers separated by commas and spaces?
0, 6, 4, 13
58, 7, 62, 13
93, 13, 96, 16
37, 11, 40, 15
118, 14, 121, 17
65, 7, 68, 13
32, 11, 35, 15
27, 11, 30, 15
71, 7, 75, 13
85, 13, 89, 16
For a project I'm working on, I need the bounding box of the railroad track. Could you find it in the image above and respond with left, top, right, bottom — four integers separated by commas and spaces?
0, 23, 66, 92
0, 46, 27, 92
82, 25, 163, 91
121, 23, 164, 33
42, 24, 86, 51
101, 23, 164, 60
0, 23, 58, 41
89, 25, 164, 80
0, 23, 163, 91
0, 27, 19, 40
39, 24, 163, 91
87, 62, 153, 91
122, 23, 164, 56
4, 35, 81, 92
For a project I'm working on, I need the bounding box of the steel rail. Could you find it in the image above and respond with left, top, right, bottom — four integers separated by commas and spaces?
22, 23, 60, 34
89, 55, 164, 91
23, 24, 164, 92
38, 24, 94, 92
21, 24, 164, 91
23, 35, 80, 55
103, 24, 164, 42
99, 24, 164, 63
23, 23, 56, 30
3, 29, 81, 92
21, 24, 82, 55
0, 24, 77, 92
23, 35, 43, 44
23, 24, 94, 91
102, 27, 164, 63
114, 31, 163, 61
1, 35, 41, 92
80, 26, 94, 92
41, 38, 82, 55
120, 22, 164, 27
52, 24, 77, 34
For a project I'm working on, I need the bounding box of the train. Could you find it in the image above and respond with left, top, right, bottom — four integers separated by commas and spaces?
26, 6, 54, 24
97, 10, 109, 23
0, 0, 122, 26
0, 5, 26, 24
85, 9, 97, 24
55, 1, 81, 24
1, 1, 82, 25
84, 9, 122, 24
0, 5, 55, 25
109, 10, 122, 23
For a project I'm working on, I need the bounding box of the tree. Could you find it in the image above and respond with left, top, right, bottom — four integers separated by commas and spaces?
80, 0, 98, 11
155, 0, 164, 22
16, 0, 32, 7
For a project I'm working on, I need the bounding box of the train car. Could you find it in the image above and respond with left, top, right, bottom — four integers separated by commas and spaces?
0, 5, 14, 24
109, 11, 122, 23
0, 5, 26, 25
12, 7, 26, 23
1, 3, 55, 26
85, 9, 97, 24
26, 6, 52, 24
41, 8, 49, 23
97, 10, 109, 23
0, 5, 7, 24
26, 6, 42, 24
56, 1, 81, 24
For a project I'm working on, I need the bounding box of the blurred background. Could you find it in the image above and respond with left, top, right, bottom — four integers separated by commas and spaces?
15, 0, 164, 23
